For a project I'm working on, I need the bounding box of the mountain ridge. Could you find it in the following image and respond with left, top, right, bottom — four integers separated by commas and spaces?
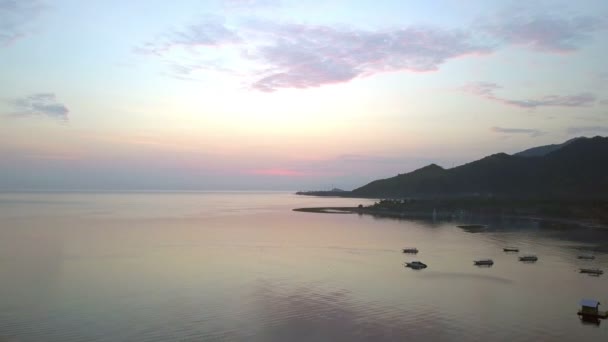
349, 136, 608, 199
514, 137, 582, 157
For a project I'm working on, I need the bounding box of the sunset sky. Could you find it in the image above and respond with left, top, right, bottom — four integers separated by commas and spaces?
1, 0, 607, 190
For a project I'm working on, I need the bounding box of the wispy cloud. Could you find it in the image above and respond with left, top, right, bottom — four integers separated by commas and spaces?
567, 126, 608, 135
463, 82, 596, 109
491, 126, 544, 137
138, 8, 607, 91
0, 0, 45, 46
246, 168, 307, 176
334, 154, 409, 164
502, 94, 596, 108
222, 0, 280, 11
597, 72, 608, 83
7, 93, 69, 121
135, 16, 241, 56
479, 7, 607, 52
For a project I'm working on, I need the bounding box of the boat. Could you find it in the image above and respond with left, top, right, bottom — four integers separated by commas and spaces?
578, 255, 595, 260
457, 224, 486, 229
457, 224, 487, 233
578, 299, 608, 319
474, 259, 494, 266
402, 247, 418, 254
405, 261, 427, 270
519, 255, 538, 262
580, 268, 603, 276
503, 247, 519, 252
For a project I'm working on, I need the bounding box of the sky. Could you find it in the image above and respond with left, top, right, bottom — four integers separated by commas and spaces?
1, 0, 607, 191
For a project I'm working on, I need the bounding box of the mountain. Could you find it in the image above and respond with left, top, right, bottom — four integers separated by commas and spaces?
351, 136, 608, 199
514, 137, 583, 157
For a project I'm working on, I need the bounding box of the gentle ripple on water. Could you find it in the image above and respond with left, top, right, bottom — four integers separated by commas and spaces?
1, 192, 608, 341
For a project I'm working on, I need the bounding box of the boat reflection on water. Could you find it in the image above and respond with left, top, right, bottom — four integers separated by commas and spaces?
457, 224, 487, 233
579, 316, 601, 327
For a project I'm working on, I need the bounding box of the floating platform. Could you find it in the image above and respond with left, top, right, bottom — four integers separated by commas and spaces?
578, 299, 607, 320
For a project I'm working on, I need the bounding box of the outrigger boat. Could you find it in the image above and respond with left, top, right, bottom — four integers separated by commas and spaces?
578, 299, 608, 319
402, 247, 418, 254
580, 268, 603, 276
474, 259, 494, 266
405, 261, 427, 270
503, 247, 519, 252
519, 255, 538, 262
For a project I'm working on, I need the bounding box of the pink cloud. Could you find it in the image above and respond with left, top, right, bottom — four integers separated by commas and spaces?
137, 9, 607, 92
248, 23, 491, 92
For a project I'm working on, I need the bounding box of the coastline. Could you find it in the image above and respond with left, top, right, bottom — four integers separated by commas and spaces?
293, 206, 608, 229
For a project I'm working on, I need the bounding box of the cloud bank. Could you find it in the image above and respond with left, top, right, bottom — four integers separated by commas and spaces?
248, 23, 489, 92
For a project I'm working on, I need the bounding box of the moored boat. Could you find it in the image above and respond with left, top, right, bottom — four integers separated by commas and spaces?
580, 268, 603, 275
474, 259, 494, 266
405, 261, 427, 270
577, 255, 595, 260
578, 299, 608, 319
402, 247, 418, 254
457, 224, 486, 229
519, 255, 538, 262
503, 247, 519, 252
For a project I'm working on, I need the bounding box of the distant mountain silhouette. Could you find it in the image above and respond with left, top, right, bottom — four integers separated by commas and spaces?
514, 137, 582, 157
352, 136, 608, 199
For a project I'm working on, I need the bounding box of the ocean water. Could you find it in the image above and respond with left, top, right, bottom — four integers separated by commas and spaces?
1, 192, 608, 341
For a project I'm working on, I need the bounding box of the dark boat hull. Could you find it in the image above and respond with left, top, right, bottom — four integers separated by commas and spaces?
578, 311, 608, 319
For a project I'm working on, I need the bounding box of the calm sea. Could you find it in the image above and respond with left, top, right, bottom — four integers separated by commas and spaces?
1, 192, 607, 341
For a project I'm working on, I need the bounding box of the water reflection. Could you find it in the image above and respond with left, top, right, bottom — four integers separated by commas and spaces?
246, 281, 449, 341
579, 316, 602, 327
372, 213, 608, 258
419, 272, 512, 284
1, 192, 608, 341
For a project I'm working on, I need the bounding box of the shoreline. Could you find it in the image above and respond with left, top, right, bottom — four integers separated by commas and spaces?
293, 206, 608, 229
